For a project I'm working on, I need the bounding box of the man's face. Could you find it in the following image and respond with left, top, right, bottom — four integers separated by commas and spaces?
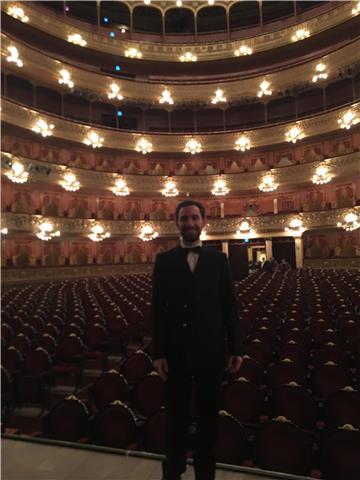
176, 205, 205, 243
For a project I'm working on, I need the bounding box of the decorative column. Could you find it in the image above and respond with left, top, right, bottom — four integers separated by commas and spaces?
265, 238, 273, 259
273, 198, 278, 214
220, 202, 225, 218
222, 241, 229, 257
294, 236, 304, 268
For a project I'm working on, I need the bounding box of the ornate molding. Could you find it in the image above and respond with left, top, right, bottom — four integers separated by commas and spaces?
304, 258, 360, 269
2, 99, 359, 153
2, 33, 360, 105
4, 2, 355, 62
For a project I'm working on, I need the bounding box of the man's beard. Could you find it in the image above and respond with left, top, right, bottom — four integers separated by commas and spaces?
181, 226, 201, 243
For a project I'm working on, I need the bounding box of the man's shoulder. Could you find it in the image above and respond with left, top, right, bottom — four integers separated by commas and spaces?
202, 247, 225, 258
155, 246, 180, 260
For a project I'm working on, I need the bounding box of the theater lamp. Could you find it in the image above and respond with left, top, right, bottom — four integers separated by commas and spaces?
338, 109, 359, 130
162, 176, 179, 197
179, 52, 197, 62
184, 138, 202, 154
6, 161, 28, 184
60, 170, 80, 192
67, 33, 86, 47
111, 177, 130, 196
135, 137, 153, 154
234, 135, 251, 151
7, 46, 23, 67
312, 163, 333, 185
337, 211, 360, 232
7, 6, 29, 22
285, 218, 305, 236
84, 131, 104, 148
36, 221, 60, 241
258, 173, 278, 192
88, 224, 110, 242
139, 222, 158, 242
236, 219, 255, 240
211, 174, 230, 196
107, 83, 123, 101
32, 119, 54, 137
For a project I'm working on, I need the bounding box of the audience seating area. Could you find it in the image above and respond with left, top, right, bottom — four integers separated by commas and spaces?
1, 269, 360, 480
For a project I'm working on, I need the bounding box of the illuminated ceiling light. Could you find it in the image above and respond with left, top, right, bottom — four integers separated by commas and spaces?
338, 109, 360, 130
88, 223, 110, 242
159, 88, 174, 105
139, 222, 158, 242
291, 28, 310, 42
285, 125, 304, 143
119, 25, 128, 33
32, 118, 54, 137
135, 137, 153, 154
337, 211, 360, 231
259, 172, 278, 192
211, 88, 227, 104
84, 131, 104, 148
184, 138, 202, 154
234, 45, 253, 56
312, 62, 328, 83
234, 135, 251, 151
36, 221, 60, 241
179, 51, 197, 62
111, 176, 130, 196
6, 46, 23, 67
351, 2, 360, 15
211, 174, 230, 196
125, 47, 142, 58
7, 5, 29, 22
67, 33, 87, 47
161, 176, 179, 197
107, 83, 124, 101
58, 69, 74, 89
144, 0, 151, 4
208, 0, 215, 4
285, 217, 305, 236
257, 79, 272, 98
236, 219, 255, 238
1, 228, 8, 235
60, 170, 80, 191
312, 162, 333, 185
5, 161, 28, 184
176, 0, 183, 6
200, 224, 210, 241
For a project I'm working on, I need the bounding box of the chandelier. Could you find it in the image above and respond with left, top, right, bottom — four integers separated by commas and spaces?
292, 29, 310, 42
211, 174, 230, 196
58, 69, 74, 89
36, 221, 60, 241
258, 173, 278, 192
32, 118, 55, 137
179, 52, 197, 62
107, 83, 123, 101
234, 45, 253, 56
1, 228, 8, 235
184, 138, 202, 154
6, 161, 28, 184
159, 88, 174, 105
337, 211, 360, 231
312, 163, 333, 185
312, 63, 328, 83
285, 217, 305, 236
125, 47, 142, 58
60, 170, 80, 191
88, 224, 110, 242
84, 131, 104, 148
285, 125, 304, 143
67, 33, 87, 47
162, 176, 179, 197
139, 222, 159, 242
7, 6, 29, 22
135, 137, 153, 154
236, 219, 255, 238
234, 135, 251, 151
111, 177, 130, 196
257, 80, 272, 98
6, 46, 23, 67
338, 109, 359, 130
211, 89, 227, 104
176, 0, 183, 6
352, 2, 360, 15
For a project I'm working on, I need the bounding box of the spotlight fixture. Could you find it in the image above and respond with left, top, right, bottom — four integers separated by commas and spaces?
176, 0, 183, 6
234, 45, 253, 56
291, 29, 310, 42
60, 170, 80, 191
258, 173, 278, 192
285, 217, 305, 236
211, 174, 230, 196
312, 63, 328, 83
257, 80, 272, 98
179, 52, 197, 62
135, 137, 153, 154
84, 131, 104, 148
107, 83, 124, 101
184, 138, 202, 154
139, 222, 158, 242
88, 223, 110, 242
111, 176, 130, 196
162, 176, 179, 197
67, 33, 87, 47
338, 109, 359, 130
32, 119, 55, 137
36, 221, 60, 241
234, 135, 251, 151
211, 89, 227, 104
5, 161, 28, 184
159, 88, 174, 105
337, 211, 360, 231
125, 47, 142, 58
7, 5, 29, 22
285, 125, 304, 143
58, 69, 74, 88
6, 46, 23, 67
311, 162, 333, 185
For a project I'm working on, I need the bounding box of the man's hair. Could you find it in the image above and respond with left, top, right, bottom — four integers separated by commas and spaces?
175, 199, 206, 221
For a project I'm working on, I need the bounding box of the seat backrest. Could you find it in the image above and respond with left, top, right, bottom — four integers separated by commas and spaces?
132, 372, 165, 418
43, 396, 89, 441
221, 380, 264, 423
215, 410, 247, 465
91, 371, 129, 410
143, 408, 166, 453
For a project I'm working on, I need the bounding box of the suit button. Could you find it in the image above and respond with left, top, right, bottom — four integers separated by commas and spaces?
182, 323, 187, 328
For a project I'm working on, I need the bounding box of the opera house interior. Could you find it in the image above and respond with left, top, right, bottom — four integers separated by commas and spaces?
1, 1, 360, 479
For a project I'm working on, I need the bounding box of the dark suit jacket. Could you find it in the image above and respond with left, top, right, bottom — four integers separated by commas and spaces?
151, 246, 243, 372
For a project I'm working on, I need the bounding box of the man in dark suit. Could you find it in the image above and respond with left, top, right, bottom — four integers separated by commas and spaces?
152, 199, 243, 480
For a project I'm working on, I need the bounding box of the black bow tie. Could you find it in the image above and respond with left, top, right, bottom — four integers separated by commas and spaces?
182, 246, 202, 254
